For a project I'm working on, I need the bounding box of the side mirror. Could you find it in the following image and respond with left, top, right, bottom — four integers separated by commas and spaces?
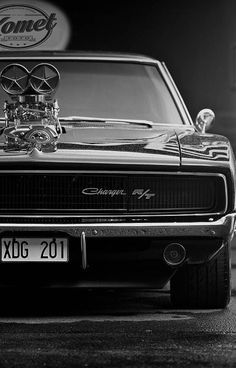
194, 109, 215, 133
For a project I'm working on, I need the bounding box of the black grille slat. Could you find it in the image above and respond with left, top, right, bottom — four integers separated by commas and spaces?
0, 173, 225, 214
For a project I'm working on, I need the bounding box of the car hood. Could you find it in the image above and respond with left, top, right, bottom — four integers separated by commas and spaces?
0, 125, 231, 169
0, 126, 181, 168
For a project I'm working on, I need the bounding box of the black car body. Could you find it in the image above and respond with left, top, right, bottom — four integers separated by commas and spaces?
0, 51, 234, 308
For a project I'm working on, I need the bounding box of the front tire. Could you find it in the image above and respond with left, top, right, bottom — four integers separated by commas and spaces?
170, 243, 231, 309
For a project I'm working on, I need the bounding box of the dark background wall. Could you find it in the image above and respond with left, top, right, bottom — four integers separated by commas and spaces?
50, 0, 236, 149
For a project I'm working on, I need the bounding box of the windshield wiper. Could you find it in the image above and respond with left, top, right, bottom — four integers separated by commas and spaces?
59, 116, 153, 128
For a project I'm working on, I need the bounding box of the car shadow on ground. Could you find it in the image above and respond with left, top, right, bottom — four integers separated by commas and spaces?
0, 288, 171, 317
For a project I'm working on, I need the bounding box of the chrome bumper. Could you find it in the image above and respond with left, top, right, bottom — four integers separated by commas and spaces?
0, 214, 235, 239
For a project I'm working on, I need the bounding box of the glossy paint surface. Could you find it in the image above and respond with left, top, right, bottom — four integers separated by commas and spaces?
0, 125, 232, 171
0, 52, 233, 201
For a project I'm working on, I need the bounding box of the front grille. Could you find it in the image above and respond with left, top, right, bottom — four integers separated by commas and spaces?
0, 173, 226, 214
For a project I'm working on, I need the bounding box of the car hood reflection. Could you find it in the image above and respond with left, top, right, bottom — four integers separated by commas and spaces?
0, 125, 231, 169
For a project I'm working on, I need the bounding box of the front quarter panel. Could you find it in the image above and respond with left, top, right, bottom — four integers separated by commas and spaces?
178, 129, 236, 213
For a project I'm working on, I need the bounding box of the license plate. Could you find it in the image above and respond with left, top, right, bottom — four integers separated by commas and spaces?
1, 238, 68, 262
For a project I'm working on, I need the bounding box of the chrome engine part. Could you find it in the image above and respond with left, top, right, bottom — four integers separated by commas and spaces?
0, 63, 61, 152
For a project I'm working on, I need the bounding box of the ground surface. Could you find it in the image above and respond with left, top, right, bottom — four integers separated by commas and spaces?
0, 246, 236, 367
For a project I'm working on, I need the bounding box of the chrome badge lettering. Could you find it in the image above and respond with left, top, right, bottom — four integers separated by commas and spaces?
82, 188, 156, 200
82, 188, 127, 197
132, 189, 156, 200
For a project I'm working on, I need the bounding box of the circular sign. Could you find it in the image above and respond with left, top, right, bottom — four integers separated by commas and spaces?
0, 0, 71, 50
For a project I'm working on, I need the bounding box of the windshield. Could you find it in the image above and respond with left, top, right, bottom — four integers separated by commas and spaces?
0, 60, 183, 124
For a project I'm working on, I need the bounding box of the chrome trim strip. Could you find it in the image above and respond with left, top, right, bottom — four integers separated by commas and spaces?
0, 210, 223, 217
0, 56, 158, 63
0, 171, 228, 216
0, 170, 226, 175
80, 232, 87, 270
0, 214, 234, 239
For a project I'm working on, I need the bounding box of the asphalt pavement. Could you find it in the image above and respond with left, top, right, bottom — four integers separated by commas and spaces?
0, 246, 235, 367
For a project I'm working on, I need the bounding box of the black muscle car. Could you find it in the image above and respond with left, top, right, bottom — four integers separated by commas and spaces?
0, 51, 234, 309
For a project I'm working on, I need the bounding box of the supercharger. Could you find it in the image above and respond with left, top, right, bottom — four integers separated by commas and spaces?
0, 63, 61, 152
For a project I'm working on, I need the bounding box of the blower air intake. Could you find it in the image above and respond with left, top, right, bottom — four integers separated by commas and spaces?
0, 63, 61, 153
